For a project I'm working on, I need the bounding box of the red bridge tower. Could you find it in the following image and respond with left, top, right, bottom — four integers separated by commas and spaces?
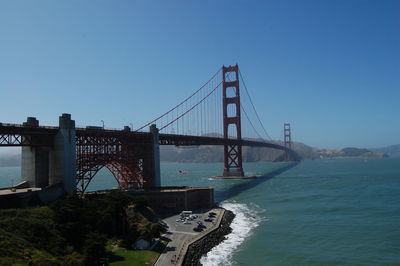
222, 65, 244, 177
284, 123, 292, 161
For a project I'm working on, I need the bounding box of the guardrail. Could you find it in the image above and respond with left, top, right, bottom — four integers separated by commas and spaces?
0, 122, 59, 130
0, 122, 142, 134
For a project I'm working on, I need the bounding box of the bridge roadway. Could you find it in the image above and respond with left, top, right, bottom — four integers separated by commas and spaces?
159, 133, 288, 150
0, 123, 288, 150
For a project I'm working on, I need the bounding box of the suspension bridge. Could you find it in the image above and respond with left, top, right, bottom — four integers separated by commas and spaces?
0, 65, 296, 195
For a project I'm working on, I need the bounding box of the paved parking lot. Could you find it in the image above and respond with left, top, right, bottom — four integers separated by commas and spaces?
155, 208, 223, 266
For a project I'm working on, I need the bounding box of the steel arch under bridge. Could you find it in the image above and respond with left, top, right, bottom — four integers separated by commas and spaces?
75, 129, 156, 194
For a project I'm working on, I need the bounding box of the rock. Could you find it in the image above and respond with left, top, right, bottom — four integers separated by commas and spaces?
182, 210, 235, 266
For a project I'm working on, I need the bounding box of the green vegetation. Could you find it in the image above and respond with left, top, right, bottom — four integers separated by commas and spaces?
110, 249, 159, 266
153, 239, 168, 253
0, 191, 166, 265
108, 241, 167, 266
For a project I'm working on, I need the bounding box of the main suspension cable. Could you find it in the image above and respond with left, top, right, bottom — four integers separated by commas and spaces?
135, 68, 222, 132
160, 81, 223, 131
239, 69, 273, 141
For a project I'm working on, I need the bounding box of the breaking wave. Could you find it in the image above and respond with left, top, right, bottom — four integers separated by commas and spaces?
200, 201, 265, 266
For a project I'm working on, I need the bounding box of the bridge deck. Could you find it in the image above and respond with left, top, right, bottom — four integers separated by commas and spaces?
0, 124, 57, 146
0, 124, 288, 150
159, 133, 287, 150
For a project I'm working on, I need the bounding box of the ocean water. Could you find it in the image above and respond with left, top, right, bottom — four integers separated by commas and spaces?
1, 158, 399, 265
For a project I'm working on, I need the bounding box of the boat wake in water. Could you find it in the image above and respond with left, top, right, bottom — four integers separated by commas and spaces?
200, 201, 265, 266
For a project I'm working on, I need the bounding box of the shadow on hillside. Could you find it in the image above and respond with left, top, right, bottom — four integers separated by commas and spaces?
215, 162, 299, 203
106, 251, 124, 263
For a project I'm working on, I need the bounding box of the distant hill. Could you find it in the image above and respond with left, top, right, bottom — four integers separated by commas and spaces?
160, 142, 389, 162
160, 141, 318, 163
0, 142, 391, 166
341, 147, 370, 156
315, 147, 387, 159
370, 144, 400, 157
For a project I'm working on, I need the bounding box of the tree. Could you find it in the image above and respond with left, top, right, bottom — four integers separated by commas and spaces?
82, 232, 107, 266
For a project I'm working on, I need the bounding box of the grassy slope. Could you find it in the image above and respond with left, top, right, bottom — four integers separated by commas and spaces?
0, 192, 166, 265
109, 240, 167, 266
110, 249, 160, 266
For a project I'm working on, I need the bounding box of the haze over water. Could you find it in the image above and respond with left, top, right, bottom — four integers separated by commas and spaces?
1, 158, 399, 265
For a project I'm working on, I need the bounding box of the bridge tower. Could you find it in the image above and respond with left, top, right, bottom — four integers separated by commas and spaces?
222, 64, 244, 177
284, 123, 292, 161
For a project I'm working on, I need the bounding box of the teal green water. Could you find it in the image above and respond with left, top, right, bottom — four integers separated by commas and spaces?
1, 158, 399, 265
160, 159, 400, 266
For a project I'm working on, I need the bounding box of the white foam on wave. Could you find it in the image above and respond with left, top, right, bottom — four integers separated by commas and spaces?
200, 201, 265, 266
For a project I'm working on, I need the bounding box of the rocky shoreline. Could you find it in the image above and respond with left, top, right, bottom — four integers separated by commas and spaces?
182, 209, 235, 266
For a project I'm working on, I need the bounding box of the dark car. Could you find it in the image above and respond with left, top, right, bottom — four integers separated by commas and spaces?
204, 218, 213, 222
193, 226, 203, 232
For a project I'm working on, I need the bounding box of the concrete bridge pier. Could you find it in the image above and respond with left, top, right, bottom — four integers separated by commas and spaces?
21, 117, 50, 188
21, 114, 76, 193
150, 124, 161, 187
49, 114, 76, 193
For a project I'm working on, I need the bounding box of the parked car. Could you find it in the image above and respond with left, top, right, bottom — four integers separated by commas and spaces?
181, 211, 192, 217
193, 226, 203, 232
197, 222, 206, 229
188, 214, 198, 220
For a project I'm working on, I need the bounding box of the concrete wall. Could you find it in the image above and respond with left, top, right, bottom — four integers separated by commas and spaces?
124, 186, 214, 214
21, 114, 76, 194
21, 147, 49, 188
150, 124, 161, 187
185, 188, 214, 210
21, 146, 37, 187
49, 114, 76, 193
21, 117, 49, 188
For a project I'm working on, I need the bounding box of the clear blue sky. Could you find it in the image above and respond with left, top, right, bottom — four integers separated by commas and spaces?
0, 0, 399, 149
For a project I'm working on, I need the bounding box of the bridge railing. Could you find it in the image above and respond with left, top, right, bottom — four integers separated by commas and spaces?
0, 122, 139, 133
0, 122, 59, 130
